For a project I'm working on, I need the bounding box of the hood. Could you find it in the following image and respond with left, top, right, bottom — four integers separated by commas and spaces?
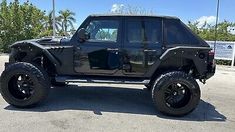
11, 37, 71, 47
36, 37, 71, 45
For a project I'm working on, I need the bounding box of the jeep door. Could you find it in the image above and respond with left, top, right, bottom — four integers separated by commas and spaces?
74, 17, 122, 75
122, 17, 163, 76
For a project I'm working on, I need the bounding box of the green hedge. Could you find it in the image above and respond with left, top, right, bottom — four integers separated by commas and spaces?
215, 60, 233, 66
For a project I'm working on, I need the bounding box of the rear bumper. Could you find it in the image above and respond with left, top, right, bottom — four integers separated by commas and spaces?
206, 64, 216, 80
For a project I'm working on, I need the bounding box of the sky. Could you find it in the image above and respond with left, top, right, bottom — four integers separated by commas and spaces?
9, 0, 235, 28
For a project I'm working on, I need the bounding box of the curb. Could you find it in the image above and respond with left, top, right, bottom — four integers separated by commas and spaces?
216, 65, 235, 72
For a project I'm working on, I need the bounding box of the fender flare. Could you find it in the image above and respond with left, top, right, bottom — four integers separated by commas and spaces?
10, 41, 60, 66
146, 46, 211, 77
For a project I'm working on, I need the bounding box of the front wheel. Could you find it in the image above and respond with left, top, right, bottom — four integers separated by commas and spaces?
0, 62, 50, 108
152, 71, 201, 116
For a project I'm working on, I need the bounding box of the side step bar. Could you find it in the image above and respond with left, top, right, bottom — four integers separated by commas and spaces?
55, 76, 150, 85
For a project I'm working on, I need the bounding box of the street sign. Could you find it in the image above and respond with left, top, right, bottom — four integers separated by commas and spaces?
207, 41, 235, 67
207, 41, 235, 60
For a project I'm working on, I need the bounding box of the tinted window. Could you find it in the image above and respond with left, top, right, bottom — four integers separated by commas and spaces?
165, 19, 200, 45
86, 20, 119, 42
127, 19, 162, 44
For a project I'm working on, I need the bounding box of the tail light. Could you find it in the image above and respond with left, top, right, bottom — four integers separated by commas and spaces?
209, 51, 215, 56
208, 50, 215, 66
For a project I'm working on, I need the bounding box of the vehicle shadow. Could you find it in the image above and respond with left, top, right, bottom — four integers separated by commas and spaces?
4, 85, 227, 122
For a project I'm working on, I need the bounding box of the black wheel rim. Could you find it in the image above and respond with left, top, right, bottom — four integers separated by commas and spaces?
8, 74, 35, 100
164, 82, 191, 109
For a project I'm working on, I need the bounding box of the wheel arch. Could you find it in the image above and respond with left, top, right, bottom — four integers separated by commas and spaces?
146, 46, 211, 82
149, 57, 199, 80
9, 41, 59, 75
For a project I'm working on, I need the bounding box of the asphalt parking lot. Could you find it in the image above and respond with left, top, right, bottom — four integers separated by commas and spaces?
0, 55, 235, 132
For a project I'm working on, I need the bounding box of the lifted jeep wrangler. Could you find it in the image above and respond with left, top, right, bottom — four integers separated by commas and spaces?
0, 14, 215, 116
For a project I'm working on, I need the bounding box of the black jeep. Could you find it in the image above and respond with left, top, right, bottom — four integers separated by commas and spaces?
0, 14, 215, 116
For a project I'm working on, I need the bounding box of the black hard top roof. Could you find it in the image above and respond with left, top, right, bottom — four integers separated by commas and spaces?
89, 14, 180, 20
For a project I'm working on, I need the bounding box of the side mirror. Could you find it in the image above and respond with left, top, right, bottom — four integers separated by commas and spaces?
77, 28, 89, 42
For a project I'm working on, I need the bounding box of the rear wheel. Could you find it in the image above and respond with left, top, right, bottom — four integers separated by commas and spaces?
0, 62, 50, 108
152, 71, 200, 116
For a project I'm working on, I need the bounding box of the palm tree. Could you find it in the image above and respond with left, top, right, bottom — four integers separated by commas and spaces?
58, 10, 76, 36
43, 11, 61, 34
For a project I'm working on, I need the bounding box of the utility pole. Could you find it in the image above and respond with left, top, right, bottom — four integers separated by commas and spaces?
214, 0, 220, 53
52, 0, 56, 38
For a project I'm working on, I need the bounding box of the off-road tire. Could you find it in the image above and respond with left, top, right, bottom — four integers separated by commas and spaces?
0, 62, 50, 108
152, 71, 200, 116
30, 62, 66, 87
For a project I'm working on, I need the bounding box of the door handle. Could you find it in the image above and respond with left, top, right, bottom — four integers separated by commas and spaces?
107, 48, 119, 51
144, 49, 156, 52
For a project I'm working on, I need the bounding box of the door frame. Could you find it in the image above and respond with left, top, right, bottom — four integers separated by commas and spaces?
121, 16, 164, 76
72, 16, 124, 75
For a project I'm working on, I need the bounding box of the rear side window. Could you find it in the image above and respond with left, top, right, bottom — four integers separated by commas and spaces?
165, 19, 200, 45
127, 18, 162, 44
